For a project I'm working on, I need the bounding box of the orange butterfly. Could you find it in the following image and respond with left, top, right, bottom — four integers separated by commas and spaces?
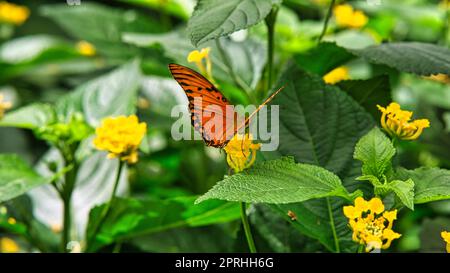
168, 63, 283, 148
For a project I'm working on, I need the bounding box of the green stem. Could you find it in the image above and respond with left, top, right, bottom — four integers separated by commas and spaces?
86, 160, 124, 252
357, 244, 364, 253
240, 202, 257, 253
326, 197, 340, 253
61, 147, 78, 253
264, 6, 279, 97
318, 0, 336, 42
215, 39, 254, 103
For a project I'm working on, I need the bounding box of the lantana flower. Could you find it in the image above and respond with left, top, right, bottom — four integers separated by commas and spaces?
93, 115, 147, 164
0, 93, 12, 119
0, 1, 29, 25
442, 231, 450, 253
333, 4, 368, 29
323, 66, 350, 84
0, 237, 19, 253
224, 133, 261, 173
377, 102, 430, 141
343, 197, 401, 252
187, 47, 216, 84
76, 41, 96, 57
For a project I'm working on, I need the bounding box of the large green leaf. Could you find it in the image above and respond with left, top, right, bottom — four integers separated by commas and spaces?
354, 127, 395, 180
86, 196, 240, 251
352, 42, 450, 76
124, 30, 266, 93
261, 62, 375, 252
40, 3, 162, 60
131, 226, 235, 253
0, 155, 51, 203
56, 60, 141, 126
0, 35, 93, 82
294, 42, 354, 76
196, 157, 356, 204
396, 167, 450, 204
338, 76, 392, 120
0, 103, 56, 130
249, 204, 323, 252
119, 0, 193, 20
188, 0, 280, 46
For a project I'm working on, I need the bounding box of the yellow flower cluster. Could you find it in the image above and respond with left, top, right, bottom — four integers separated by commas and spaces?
344, 197, 401, 252
0, 237, 19, 253
187, 47, 216, 84
93, 115, 147, 164
323, 66, 350, 84
0, 1, 29, 25
333, 4, 368, 29
224, 133, 261, 173
76, 41, 96, 57
377, 102, 430, 141
442, 231, 450, 253
0, 93, 12, 119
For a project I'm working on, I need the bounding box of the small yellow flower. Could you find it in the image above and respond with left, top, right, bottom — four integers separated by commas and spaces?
377, 102, 430, 141
187, 47, 216, 85
442, 231, 450, 253
323, 66, 350, 84
0, 237, 19, 253
7, 217, 16, 225
333, 4, 368, 29
0, 93, 12, 119
343, 197, 401, 252
0, 1, 29, 25
93, 115, 147, 164
76, 41, 96, 56
224, 133, 261, 173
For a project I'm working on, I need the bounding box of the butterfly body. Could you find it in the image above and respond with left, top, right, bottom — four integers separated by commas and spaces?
168, 63, 283, 148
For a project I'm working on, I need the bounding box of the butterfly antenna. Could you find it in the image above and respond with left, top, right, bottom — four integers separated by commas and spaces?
236, 85, 285, 133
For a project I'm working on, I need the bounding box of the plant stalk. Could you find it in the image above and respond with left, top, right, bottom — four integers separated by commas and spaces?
240, 202, 257, 253
264, 6, 279, 97
61, 149, 78, 253
326, 197, 340, 253
318, 0, 336, 42
86, 160, 124, 252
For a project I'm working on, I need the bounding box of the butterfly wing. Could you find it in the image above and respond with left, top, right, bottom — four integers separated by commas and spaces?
168, 63, 237, 147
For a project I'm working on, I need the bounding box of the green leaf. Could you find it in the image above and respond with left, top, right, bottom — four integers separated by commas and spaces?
354, 127, 395, 180
294, 42, 354, 76
131, 226, 235, 253
338, 76, 392, 120
56, 60, 141, 126
119, 0, 192, 20
124, 30, 266, 93
196, 157, 355, 204
0, 155, 51, 203
261, 62, 375, 252
0, 103, 56, 130
250, 204, 323, 252
40, 3, 162, 59
188, 0, 280, 46
352, 42, 450, 76
0, 35, 75, 64
396, 167, 450, 204
387, 179, 415, 210
86, 196, 240, 251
